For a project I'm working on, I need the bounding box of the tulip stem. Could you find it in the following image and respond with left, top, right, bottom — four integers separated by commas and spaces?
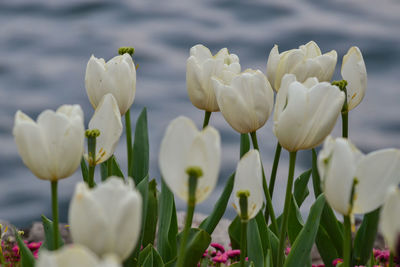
342, 112, 348, 138
343, 215, 352, 267
269, 142, 282, 199
202, 111, 212, 129
277, 151, 297, 267
125, 109, 133, 177
250, 131, 278, 234
86, 130, 99, 188
177, 171, 200, 267
389, 251, 395, 267
240, 220, 248, 267
333, 80, 349, 138
51, 181, 60, 250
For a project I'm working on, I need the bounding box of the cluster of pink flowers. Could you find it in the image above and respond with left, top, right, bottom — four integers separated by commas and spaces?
1, 240, 42, 265
199, 242, 244, 266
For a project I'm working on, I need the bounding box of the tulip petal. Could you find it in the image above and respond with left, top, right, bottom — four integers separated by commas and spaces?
190, 44, 212, 64
88, 93, 123, 165
353, 149, 400, 214
37, 245, 100, 267
300, 41, 322, 57
380, 186, 400, 252
266, 44, 280, 91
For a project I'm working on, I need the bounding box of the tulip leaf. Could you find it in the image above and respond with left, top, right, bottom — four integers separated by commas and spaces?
352, 208, 380, 266
139, 244, 164, 267
40, 214, 64, 251
315, 224, 339, 266
228, 216, 242, 250
267, 227, 279, 265
311, 149, 322, 197
293, 169, 312, 207
101, 155, 124, 181
157, 178, 178, 263
176, 228, 211, 267
199, 172, 235, 235
131, 107, 149, 185
284, 194, 325, 267
288, 196, 304, 244
142, 179, 159, 247
247, 218, 264, 267
80, 157, 88, 183
255, 210, 270, 259
240, 133, 250, 158
15, 229, 35, 267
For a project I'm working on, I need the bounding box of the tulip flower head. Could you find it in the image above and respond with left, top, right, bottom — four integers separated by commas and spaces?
266, 41, 337, 91
187, 44, 241, 112
212, 69, 274, 134
318, 136, 400, 215
85, 93, 123, 165
273, 74, 345, 152
13, 105, 85, 181
341, 46, 367, 111
159, 116, 221, 203
232, 150, 263, 220
69, 177, 142, 261
381, 186, 400, 255
85, 53, 136, 115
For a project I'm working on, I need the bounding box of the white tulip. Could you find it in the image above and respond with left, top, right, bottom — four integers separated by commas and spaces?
318, 136, 400, 215
273, 74, 345, 152
69, 177, 142, 261
187, 44, 241, 112
341, 46, 367, 111
159, 116, 221, 203
37, 245, 121, 267
381, 186, 400, 253
13, 105, 84, 181
86, 93, 123, 165
212, 69, 274, 134
232, 150, 263, 220
85, 53, 136, 115
266, 41, 337, 91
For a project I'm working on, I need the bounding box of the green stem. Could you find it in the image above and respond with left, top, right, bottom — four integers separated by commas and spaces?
51, 181, 60, 250
125, 109, 133, 177
177, 175, 198, 267
202, 111, 212, 129
87, 135, 97, 188
343, 215, 352, 267
342, 112, 348, 138
250, 132, 278, 234
269, 142, 282, 198
240, 220, 248, 267
389, 251, 395, 267
277, 151, 297, 267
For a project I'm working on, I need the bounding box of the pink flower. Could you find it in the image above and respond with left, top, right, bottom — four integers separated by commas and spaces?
212, 252, 228, 263
211, 242, 225, 253
332, 258, 343, 266
285, 247, 291, 256
226, 249, 241, 258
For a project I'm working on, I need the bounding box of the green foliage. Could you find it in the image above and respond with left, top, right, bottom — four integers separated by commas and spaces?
100, 155, 124, 181
240, 133, 250, 158
142, 179, 159, 247
15, 229, 35, 267
139, 244, 164, 267
80, 157, 88, 183
228, 216, 242, 250
131, 108, 149, 184
247, 218, 264, 267
40, 215, 64, 251
176, 228, 211, 267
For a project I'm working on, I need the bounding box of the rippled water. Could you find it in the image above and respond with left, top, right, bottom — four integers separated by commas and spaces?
1, 0, 399, 227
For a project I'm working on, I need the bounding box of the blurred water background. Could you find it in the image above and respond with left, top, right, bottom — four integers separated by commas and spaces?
0, 0, 399, 227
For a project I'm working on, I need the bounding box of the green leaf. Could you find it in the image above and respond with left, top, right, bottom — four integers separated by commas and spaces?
353, 208, 380, 265
228, 216, 241, 250
287, 196, 304, 244
131, 108, 149, 184
267, 228, 279, 265
240, 133, 250, 158
139, 244, 164, 267
40, 214, 64, 251
315, 224, 339, 266
142, 179, 159, 246
247, 218, 264, 267
255, 210, 270, 258
284, 194, 326, 267
101, 156, 125, 181
199, 172, 235, 234
15, 229, 35, 267
176, 228, 211, 267
157, 179, 178, 263
80, 157, 88, 183
311, 149, 322, 197
293, 169, 311, 207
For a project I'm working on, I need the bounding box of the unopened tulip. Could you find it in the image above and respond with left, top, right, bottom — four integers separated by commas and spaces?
381, 187, 400, 254
13, 105, 85, 181
212, 69, 274, 133
232, 150, 263, 220
69, 177, 142, 261
273, 74, 345, 152
187, 44, 241, 112
318, 136, 400, 215
159, 116, 221, 203
85, 53, 136, 115
266, 41, 337, 91
37, 245, 121, 267
86, 93, 123, 165
341, 46, 367, 111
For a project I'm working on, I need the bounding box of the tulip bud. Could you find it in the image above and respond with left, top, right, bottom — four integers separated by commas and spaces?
36, 245, 121, 267
187, 44, 241, 112
318, 136, 400, 215
13, 105, 85, 181
341, 46, 367, 111
232, 150, 263, 220
381, 186, 400, 255
85, 54, 136, 115
212, 69, 274, 134
159, 116, 221, 203
69, 177, 142, 261
266, 41, 337, 91
273, 74, 345, 152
